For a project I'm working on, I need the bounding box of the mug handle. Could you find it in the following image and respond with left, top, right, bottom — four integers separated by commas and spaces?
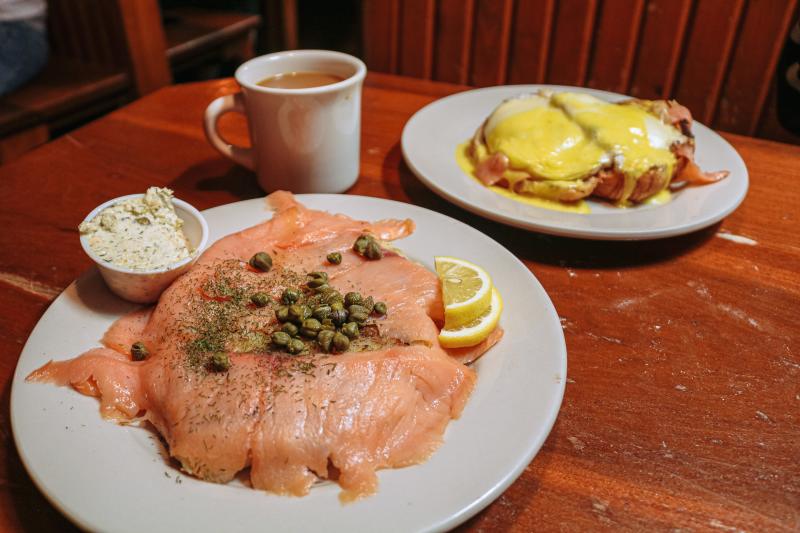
203, 92, 255, 170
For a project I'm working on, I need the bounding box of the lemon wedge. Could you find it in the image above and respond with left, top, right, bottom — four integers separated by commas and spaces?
438, 287, 503, 348
435, 256, 493, 328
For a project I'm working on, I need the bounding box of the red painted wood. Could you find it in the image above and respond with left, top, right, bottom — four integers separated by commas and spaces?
469, 0, 515, 86
507, 0, 555, 84
628, 0, 694, 99
714, 0, 798, 135
586, 0, 646, 93
433, 0, 475, 84
673, 0, 746, 124
545, 0, 597, 86
362, 0, 400, 73
398, 0, 436, 79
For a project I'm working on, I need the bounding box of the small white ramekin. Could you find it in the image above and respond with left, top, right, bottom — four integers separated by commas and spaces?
79, 194, 209, 304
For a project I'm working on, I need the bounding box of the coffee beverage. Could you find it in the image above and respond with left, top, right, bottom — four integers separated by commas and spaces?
257, 71, 344, 89
204, 50, 366, 193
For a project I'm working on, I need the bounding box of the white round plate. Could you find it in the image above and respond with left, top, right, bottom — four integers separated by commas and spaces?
11, 195, 566, 533
401, 85, 749, 240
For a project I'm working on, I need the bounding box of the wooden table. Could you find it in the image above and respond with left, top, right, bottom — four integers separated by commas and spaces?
1, 73, 798, 532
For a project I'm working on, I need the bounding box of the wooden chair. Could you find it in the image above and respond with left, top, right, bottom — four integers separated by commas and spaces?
0, 0, 171, 163
362, 0, 800, 142
161, 7, 262, 80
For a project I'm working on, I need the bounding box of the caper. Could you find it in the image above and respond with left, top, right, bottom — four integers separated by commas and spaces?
210, 352, 231, 372
373, 301, 387, 316
344, 292, 362, 307
251, 292, 269, 307
312, 304, 331, 321
276, 306, 290, 322
323, 290, 343, 305
300, 318, 322, 338
315, 285, 333, 298
320, 318, 336, 331
365, 241, 382, 260
281, 288, 302, 305
281, 322, 299, 337
271, 331, 291, 346
135, 216, 151, 225
313, 283, 330, 293
249, 251, 273, 272
304, 293, 322, 308
307, 277, 328, 289
317, 329, 335, 352
341, 322, 359, 339
131, 341, 149, 361
330, 308, 348, 326
353, 235, 370, 254
308, 271, 329, 282
362, 296, 375, 314
332, 332, 350, 353
327, 252, 342, 265
350, 311, 368, 323
348, 304, 369, 316
289, 304, 311, 323
287, 338, 306, 355
330, 300, 344, 312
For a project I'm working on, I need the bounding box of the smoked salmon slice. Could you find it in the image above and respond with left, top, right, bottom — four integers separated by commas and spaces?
27, 192, 500, 501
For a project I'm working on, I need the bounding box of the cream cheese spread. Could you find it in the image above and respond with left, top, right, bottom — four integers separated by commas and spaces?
79, 187, 194, 270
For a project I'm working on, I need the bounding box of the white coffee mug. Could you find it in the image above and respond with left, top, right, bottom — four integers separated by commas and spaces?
204, 50, 367, 193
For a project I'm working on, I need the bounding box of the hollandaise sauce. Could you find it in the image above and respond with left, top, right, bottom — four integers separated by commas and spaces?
552, 93, 683, 203
484, 97, 608, 182
455, 143, 590, 214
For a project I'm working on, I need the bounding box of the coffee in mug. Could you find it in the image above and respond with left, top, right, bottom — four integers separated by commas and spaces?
204, 50, 366, 193
257, 71, 345, 89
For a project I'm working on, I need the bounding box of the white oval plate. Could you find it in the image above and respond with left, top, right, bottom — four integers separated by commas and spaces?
401, 85, 749, 240
11, 195, 566, 533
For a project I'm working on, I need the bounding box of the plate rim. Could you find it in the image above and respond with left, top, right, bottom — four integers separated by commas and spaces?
401, 84, 749, 241
11, 193, 567, 532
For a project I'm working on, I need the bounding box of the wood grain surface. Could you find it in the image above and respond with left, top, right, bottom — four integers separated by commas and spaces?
0, 73, 799, 532
361, 0, 800, 141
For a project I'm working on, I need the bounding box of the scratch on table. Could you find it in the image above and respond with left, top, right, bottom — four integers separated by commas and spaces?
614, 297, 639, 309
779, 356, 800, 370
567, 436, 585, 451
670, 471, 787, 529
590, 497, 612, 525
716, 231, 758, 246
496, 495, 518, 518
755, 411, 772, 423
0, 271, 61, 300
717, 303, 761, 330
709, 518, 746, 532
567, 269, 577, 278
64, 133, 87, 149
687, 280, 711, 299
675, 384, 687, 392
586, 332, 624, 345
661, 441, 674, 459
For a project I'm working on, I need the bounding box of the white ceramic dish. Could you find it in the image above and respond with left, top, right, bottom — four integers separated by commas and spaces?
401, 85, 749, 240
11, 195, 566, 533
79, 194, 208, 303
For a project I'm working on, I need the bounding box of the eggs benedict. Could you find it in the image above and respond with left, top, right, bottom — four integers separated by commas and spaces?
467, 91, 728, 206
